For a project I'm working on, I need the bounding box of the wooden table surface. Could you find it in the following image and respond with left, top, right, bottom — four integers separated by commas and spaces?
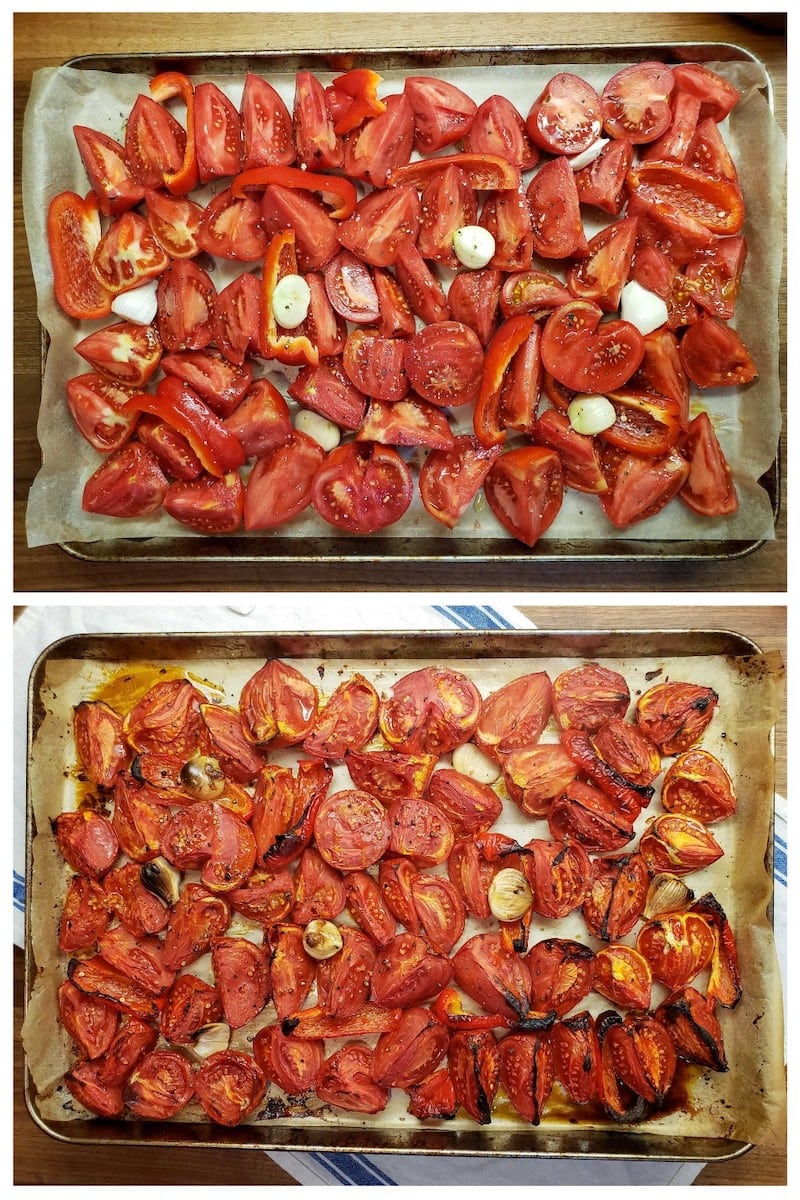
13, 10, 787, 593
14, 603, 786, 1186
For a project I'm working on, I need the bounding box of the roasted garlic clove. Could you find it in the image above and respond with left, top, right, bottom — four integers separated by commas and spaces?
488, 868, 533, 921
180, 754, 226, 801
643, 872, 693, 920
451, 741, 501, 785
190, 1022, 231, 1060
140, 856, 181, 906
302, 919, 344, 960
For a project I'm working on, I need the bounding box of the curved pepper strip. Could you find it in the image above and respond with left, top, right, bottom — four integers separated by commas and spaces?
326, 68, 386, 134
386, 152, 521, 192
230, 165, 358, 220
123, 376, 245, 476
149, 70, 199, 195
261, 229, 319, 368
473, 314, 536, 447
432, 987, 511, 1031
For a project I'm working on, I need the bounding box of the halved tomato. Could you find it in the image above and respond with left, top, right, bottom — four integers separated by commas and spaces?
371, 1005, 450, 1089
550, 1011, 602, 1105
314, 789, 391, 871
59, 875, 110, 953
419, 434, 503, 529
475, 671, 552, 760
240, 658, 319, 749
638, 814, 724, 876
452, 932, 531, 1023
124, 1049, 195, 1119
317, 1043, 389, 1114
502, 743, 578, 818
161, 882, 231, 971
212, 936, 270, 1029
379, 665, 483, 757
601, 62, 675, 143
637, 912, 715, 989
464, 93, 538, 169
311, 442, 413, 533
194, 1050, 266, 1126
553, 663, 630, 733
58, 979, 119, 1061
371, 931, 453, 1008
252, 1024, 323, 1095
661, 748, 736, 823
526, 71, 602, 156
483, 446, 564, 548
526, 937, 596, 1016
541, 300, 644, 393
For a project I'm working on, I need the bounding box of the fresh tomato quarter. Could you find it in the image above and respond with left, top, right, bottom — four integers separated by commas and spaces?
483, 445, 564, 547
47, 191, 113, 321
311, 442, 413, 534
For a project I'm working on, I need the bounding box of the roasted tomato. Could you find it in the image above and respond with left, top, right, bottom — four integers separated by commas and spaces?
240, 659, 319, 748
97, 924, 175, 997
67, 956, 162, 1021
372, 932, 454, 1008
267, 923, 316, 1021
388, 798, 456, 868
55, 811, 120, 880
227, 866, 295, 927
344, 870, 397, 946
654, 986, 728, 1071
590, 718, 662, 788
313, 789, 392, 871
371, 1005, 450, 1089
559, 728, 654, 817
526, 938, 596, 1016
161, 883, 231, 972
593, 944, 652, 1010
124, 678, 205, 759
601, 1011, 677, 1107
636, 911, 715, 989
315, 926, 375, 1020
452, 932, 531, 1023
639, 813, 724, 876
291, 845, 347, 924
498, 1031, 554, 1125
501, 744, 578, 818
211, 937, 270, 1029
550, 1011, 602, 1105
103, 862, 169, 939
552, 663, 631, 733
410, 873, 466, 954
523, 838, 590, 920
316, 1043, 389, 1114
194, 1050, 266, 1126
692, 893, 742, 1009
379, 665, 482, 757
582, 852, 649, 942
548, 780, 636, 853
407, 1067, 458, 1120
474, 671, 552, 761
344, 747, 436, 803
448, 1030, 500, 1125
58, 979, 119, 1061
661, 748, 736, 823
635, 680, 719, 755
252, 1023, 324, 1095
426, 768, 503, 836
124, 1049, 195, 1119
159, 974, 222, 1045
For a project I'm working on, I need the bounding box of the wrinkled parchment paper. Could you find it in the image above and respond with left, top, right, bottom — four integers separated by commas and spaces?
23, 640, 785, 1149
22, 57, 785, 549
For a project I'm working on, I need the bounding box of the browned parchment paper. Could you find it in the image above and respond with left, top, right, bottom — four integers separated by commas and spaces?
22, 56, 784, 548
23, 641, 785, 1148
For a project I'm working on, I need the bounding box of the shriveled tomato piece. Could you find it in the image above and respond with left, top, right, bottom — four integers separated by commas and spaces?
317, 1043, 389, 1114
410, 873, 466, 954
553, 663, 630, 733
661, 748, 736, 823
635, 680, 718, 754
560, 728, 653, 817
372, 932, 453, 1008
124, 1049, 195, 1119
302, 673, 379, 760
73, 700, 129, 788
103, 862, 169, 939
502, 743, 578, 818
59, 874, 111, 953
161, 882, 231, 971
345, 747, 436, 803
58, 979, 119, 1061
426, 769, 503, 836
195, 1050, 266, 1126
549, 779, 636, 853
314, 789, 391, 871
654, 986, 727, 1071
240, 658, 319, 749
344, 870, 397, 947
124, 677, 205, 759
388, 798, 455, 867
67, 956, 161, 1021
526, 938, 596, 1016
637, 911, 716, 989
252, 1024, 323, 1095
159, 974, 222, 1045
372, 1005, 450, 1089
97, 923, 175, 997
448, 1030, 500, 1125
590, 718, 662, 788
452, 932, 531, 1023
407, 1067, 458, 1120
498, 1031, 554, 1125
55, 811, 120, 880
379, 665, 482, 757
593, 944, 652, 1010
582, 851, 649, 942
212, 936, 270, 1029
601, 1011, 677, 1106
315, 926, 375, 1020
522, 838, 591, 920
551, 1011, 602, 1105
228, 866, 295, 926
267, 922, 316, 1021
692, 893, 742, 1008
475, 671, 552, 760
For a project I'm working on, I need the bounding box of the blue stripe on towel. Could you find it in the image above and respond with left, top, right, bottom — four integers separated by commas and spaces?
774, 833, 786, 887
309, 1152, 396, 1186
13, 869, 25, 913
432, 604, 515, 630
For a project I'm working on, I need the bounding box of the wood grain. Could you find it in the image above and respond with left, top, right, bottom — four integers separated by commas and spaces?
13, 11, 787, 592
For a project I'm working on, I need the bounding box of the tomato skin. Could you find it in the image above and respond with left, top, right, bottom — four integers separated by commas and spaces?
345, 748, 437, 804
484, 446, 564, 548
371, 932, 454, 1008
601, 62, 675, 143
244, 432, 326, 531
240, 658, 319, 749
380, 665, 482, 758
419, 435, 503, 530
448, 1030, 500, 1125
635, 680, 718, 754
661, 748, 736, 823
317, 1043, 389, 1114
498, 1031, 554, 1125
388, 798, 455, 867
314, 788, 392, 871
66, 373, 140, 454
527, 72, 603, 156
475, 671, 552, 761
407, 1067, 458, 1120
194, 1050, 266, 1126
551, 1011, 602, 1105
59, 874, 111, 953
311, 442, 413, 534
73, 699, 129, 788
124, 1049, 195, 1119
452, 932, 531, 1023
252, 1023, 323, 1095
103, 861, 170, 939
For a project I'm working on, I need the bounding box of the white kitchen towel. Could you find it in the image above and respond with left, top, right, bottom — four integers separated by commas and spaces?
13, 601, 786, 1188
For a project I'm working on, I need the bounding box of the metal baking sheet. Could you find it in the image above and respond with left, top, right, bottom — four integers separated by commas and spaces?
25, 43, 780, 566
24, 629, 782, 1159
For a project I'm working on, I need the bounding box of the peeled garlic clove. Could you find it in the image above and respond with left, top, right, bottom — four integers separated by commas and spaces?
568, 138, 609, 171
271, 273, 311, 328
620, 279, 669, 336
488, 867, 533, 921
303, 919, 344, 960
451, 741, 501, 785
643, 873, 694, 920
294, 408, 341, 451
190, 1022, 231, 1061
140, 856, 181, 906
180, 754, 226, 801
568, 393, 617, 436
110, 278, 159, 325
452, 225, 496, 269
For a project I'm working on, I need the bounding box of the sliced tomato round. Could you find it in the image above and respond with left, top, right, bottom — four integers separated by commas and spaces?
526, 71, 603, 156
404, 321, 485, 409
601, 62, 675, 143
311, 442, 413, 533
484, 445, 564, 547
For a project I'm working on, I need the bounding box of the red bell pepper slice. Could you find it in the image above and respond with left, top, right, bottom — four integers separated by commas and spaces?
386, 152, 521, 192
261, 229, 319, 367
432, 987, 511, 1031
123, 376, 245, 476
230, 165, 358, 220
149, 71, 199, 195
326, 68, 386, 134
473, 314, 536, 447
47, 191, 113, 320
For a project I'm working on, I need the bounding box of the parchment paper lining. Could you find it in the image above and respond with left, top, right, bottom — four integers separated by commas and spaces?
24, 643, 785, 1147
22, 56, 785, 549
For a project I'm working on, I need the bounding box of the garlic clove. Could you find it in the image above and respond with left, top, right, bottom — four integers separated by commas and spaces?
294, 408, 341, 451
451, 741, 501, 785
180, 754, 226, 801
567, 393, 617, 436
488, 867, 533, 922
643, 872, 694, 920
140, 856, 182, 906
189, 1022, 231, 1061
452, 225, 496, 269
303, 919, 344, 960
271, 273, 311, 328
